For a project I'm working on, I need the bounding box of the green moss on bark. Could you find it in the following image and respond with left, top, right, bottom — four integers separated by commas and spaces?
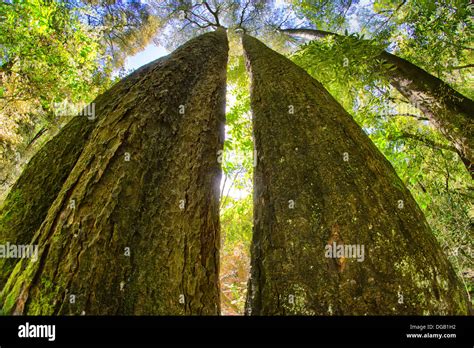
243, 34, 470, 315
1, 29, 228, 315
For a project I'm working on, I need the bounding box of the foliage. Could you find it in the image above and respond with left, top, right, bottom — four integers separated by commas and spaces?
361, 0, 473, 89
292, 0, 361, 30
0, 0, 159, 198
220, 195, 252, 315
72, 0, 161, 68
0, 0, 110, 196
219, 34, 253, 314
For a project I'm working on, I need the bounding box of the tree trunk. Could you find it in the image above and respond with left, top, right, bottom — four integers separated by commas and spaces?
379, 51, 474, 176
243, 34, 470, 315
0, 28, 228, 315
281, 28, 474, 177
0, 60, 153, 290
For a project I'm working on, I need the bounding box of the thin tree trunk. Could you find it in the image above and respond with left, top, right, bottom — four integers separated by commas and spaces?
0, 53, 162, 290
281, 28, 474, 177
0, 28, 228, 315
243, 34, 470, 315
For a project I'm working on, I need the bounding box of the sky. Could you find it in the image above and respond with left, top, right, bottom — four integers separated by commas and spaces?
124, 0, 294, 71
124, 0, 368, 72
124, 44, 169, 71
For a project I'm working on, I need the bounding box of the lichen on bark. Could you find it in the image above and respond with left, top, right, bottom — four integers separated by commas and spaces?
0, 53, 166, 290
242, 34, 470, 315
0, 28, 228, 315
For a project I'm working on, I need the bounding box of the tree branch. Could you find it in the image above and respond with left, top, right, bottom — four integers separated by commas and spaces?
374, 0, 407, 34
449, 64, 474, 70
393, 131, 457, 153
203, 1, 220, 26
380, 113, 429, 121
237, 0, 251, 29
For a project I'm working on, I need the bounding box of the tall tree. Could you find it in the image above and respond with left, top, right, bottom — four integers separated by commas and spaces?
0, 60, 160, 289
0, 29, 228, 315
281, 28, 474, 177
242, 34, 470, 315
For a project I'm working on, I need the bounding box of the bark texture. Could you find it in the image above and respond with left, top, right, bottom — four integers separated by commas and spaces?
281, 28, 474, 177
0, 29, 228, 315
0, 64, 151, 290
243, 34, 470, 315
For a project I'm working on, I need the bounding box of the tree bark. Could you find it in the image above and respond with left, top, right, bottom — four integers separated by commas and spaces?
243, 34, 470, 315
0, 28, 228, 315
0, 60, 153, 290
281, 28, 474, 178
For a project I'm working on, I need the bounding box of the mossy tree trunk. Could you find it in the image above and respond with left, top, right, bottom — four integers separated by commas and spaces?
0, 61, 155, 290
243, 34, 470, 315
0, 28, 228, 315
281, 28, 474, 177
